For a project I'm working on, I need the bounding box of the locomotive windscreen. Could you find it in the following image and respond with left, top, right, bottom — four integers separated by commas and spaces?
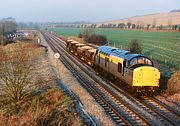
129, 56, 153, 67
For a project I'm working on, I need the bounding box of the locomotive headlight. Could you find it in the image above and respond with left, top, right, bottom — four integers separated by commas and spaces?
138, 71, 142, 78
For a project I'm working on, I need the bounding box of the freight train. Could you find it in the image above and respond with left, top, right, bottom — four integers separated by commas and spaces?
66, 39, 160, 96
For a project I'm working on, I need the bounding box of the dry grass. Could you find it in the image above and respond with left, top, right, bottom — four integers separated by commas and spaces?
0, 42, 86, 126
0, 42, 45, 102
0, 87, 84, 126
164, 70, 180, 96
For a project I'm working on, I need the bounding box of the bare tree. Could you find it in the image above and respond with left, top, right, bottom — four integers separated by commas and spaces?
152, 18, 156, 29
127, 22, 132, 29
0, 23, 5, 45
131, 24, 136, 29
0, 43, 42, 102
118, 23, 126, 28
81, 28, 94, 41
168, 19, 172, 29
147, 24, 151, 30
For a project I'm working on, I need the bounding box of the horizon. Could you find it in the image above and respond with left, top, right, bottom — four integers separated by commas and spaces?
0, 0, 180, 23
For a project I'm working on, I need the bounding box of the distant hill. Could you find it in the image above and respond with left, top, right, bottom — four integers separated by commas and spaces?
97, 12, 180, 28
170, 9, 180, 12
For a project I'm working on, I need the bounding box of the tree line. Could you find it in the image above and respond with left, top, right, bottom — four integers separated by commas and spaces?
51, 20, 180, 31
79, 22, 180, 31
0, 17, 18, 45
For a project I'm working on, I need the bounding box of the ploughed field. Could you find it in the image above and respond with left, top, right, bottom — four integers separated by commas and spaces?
48, 28, 180, 75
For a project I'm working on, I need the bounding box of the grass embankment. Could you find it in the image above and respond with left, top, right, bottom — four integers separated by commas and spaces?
160, 70, 180, 105
0, 42, 86, 126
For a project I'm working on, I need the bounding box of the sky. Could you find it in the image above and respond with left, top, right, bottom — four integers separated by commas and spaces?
0, 0, 180, 23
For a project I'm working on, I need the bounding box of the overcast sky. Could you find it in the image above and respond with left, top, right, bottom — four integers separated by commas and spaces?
0, 0, 179, 22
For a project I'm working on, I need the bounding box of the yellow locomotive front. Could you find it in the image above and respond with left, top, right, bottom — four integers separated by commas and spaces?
133, 66, 160, 94
129, 57, 160, 95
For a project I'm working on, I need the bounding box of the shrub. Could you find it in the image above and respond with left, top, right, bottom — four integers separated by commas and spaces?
128, 39, 142, 54
0, 87, 84, 126
78, 33, 82, 38
164, 70, 180, 96
86, 34, 107, 45
80, 28, 107, 45
0, 42, 44, 103
81, 28, 93, 41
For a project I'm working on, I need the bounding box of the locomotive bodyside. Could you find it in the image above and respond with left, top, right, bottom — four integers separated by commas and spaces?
94, 46, 160, 95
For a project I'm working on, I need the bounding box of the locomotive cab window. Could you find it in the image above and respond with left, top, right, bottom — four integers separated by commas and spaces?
129, 57, 153, 67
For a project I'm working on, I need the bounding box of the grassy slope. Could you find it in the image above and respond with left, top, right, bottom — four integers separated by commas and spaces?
49, 28, 180, 74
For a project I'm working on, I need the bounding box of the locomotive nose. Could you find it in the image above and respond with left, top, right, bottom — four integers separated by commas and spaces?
133, 66, 160, 87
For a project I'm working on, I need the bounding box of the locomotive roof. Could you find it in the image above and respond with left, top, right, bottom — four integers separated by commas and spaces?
98, 46, 145, 61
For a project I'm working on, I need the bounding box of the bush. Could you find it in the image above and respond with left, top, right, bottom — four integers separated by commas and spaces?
80, 28, 107, 45
128, 39, 142, 54
164, 70, 180, 96
86, 34, 107, 45
0, 42, 44, 103
78, 33, 82, 38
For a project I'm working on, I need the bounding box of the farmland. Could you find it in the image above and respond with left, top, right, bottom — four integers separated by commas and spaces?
48, 28, 180, 75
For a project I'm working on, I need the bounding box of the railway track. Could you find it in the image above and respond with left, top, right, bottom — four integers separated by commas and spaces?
141, 97, 180, 125
105, 80, 180, 126
42, 31, 180, 126
157, 95, 180, 109
42, 31, 150, 125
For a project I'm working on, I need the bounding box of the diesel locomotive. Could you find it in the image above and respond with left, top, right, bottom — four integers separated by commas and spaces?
66, 40, 160, 95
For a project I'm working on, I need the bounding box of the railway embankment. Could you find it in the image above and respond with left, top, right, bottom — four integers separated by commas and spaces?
0, 35, 92, 125
160, 70, 180, 105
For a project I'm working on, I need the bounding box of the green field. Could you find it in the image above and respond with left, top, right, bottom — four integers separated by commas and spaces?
48, 28, 180, 75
